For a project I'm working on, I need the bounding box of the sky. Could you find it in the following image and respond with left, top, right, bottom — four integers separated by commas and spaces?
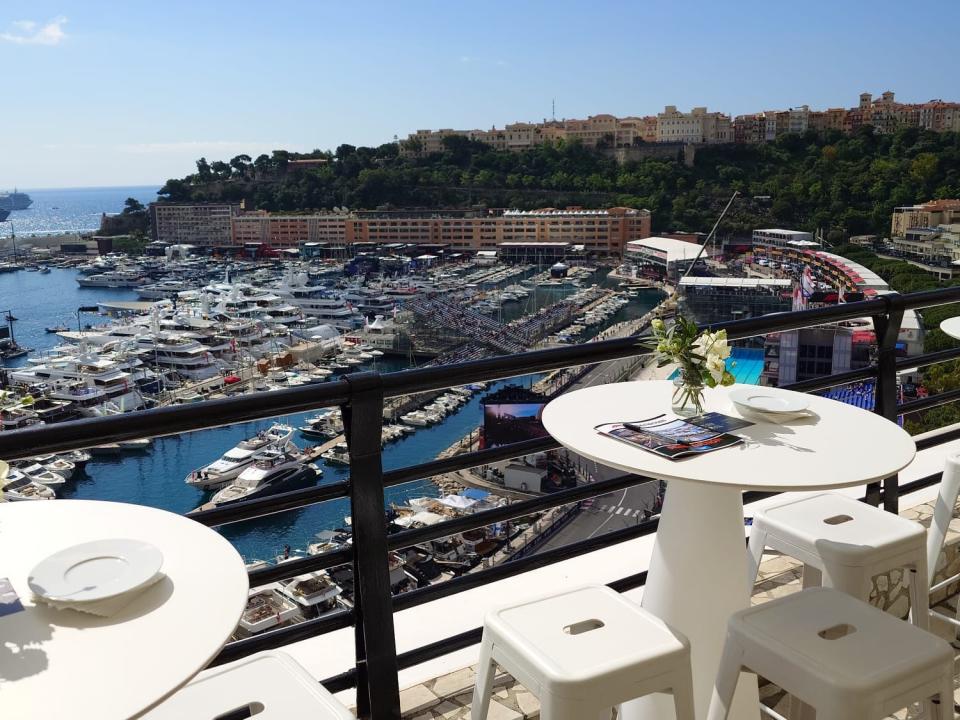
2, 0, 959, 189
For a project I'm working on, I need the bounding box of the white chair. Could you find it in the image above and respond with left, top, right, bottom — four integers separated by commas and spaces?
707, 588, 955, 720
928, 453, 960, 634
142, 651, 355, 719
470, 584, 695, 720
747, 491, 930, 629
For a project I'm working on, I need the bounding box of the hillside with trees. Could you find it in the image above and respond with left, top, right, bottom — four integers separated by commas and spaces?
158, 126, 960, 237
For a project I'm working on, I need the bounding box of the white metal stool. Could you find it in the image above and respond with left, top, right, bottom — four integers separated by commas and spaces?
707, 588, 955, 720
142, 651, 355, 719
470, 584, 695, 720
747, 492, 930, 629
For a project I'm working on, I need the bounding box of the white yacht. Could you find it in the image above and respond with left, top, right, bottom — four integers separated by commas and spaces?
206, 449, 319, 508
136, 280, 197, 300
10, 349, 147, 415
28, 455, 76, 481
134, 331, 222, 380
186, 424, 295, 490
271, 271, 363, 330
77, 270, 147, 288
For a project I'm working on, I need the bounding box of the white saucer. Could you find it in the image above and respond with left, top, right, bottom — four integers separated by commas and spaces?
28, 538, 163, 603
729, 387, 810, 415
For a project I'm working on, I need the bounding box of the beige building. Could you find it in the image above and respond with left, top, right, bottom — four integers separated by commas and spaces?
891, 200, 960, 237
656, 106, 732, 144
149, 202, 241, 247
229, 207, 651, 257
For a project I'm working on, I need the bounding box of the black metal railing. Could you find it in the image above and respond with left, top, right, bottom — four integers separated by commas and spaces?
4, 288, 960, 718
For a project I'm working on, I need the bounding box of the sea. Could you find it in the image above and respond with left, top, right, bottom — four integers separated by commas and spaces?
0, 186, 160, 238
0, 187, 663, 562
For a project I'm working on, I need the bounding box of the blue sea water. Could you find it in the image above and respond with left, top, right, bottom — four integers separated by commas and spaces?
1, 186, 160, 238
0, 256, 662, 561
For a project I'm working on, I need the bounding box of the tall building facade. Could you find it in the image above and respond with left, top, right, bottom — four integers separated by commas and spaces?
149, 202, 241, 247
226, 207, 651, 256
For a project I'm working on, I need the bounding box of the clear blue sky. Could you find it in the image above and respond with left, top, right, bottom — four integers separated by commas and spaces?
3, 0, 958, 189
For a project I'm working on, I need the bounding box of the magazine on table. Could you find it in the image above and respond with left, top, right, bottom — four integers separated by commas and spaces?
594, 412, 754, 460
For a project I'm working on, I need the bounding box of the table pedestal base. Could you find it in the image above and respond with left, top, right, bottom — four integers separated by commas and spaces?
620, 480, 760, 720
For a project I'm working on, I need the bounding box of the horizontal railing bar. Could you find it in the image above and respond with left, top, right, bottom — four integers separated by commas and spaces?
212, 608, 354, 667
897, 347, 960, 371
891, 286, 960, 311
247, 546, 353, 586
193, 438, 563, 531
190, 481, 351, 527
382, 436, 561, 488
0, 380, 352, 460
899, 388, 960, 414
781, 366, 878, 394
916, 427, 960, 451
392, 516, 661, 613
386, 473, 655, 552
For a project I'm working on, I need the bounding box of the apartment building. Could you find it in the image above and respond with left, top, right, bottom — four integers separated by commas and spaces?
228, 207, 651, 257
149, 202, 241, 247
891, 200, 960, 237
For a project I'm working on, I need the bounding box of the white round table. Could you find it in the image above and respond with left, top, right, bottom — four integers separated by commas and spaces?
542, 381, 916, 720
940, 317, 960, 340
0, 500, 249, 719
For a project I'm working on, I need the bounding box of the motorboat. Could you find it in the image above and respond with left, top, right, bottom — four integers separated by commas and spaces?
277, 571, 343, 618
321, 443, 350, 466
17, 463, 67, 489
401, 410, 432, 427
206, 449, 319, 508
3, 470, 56, 501
186, 423, 295, 490
233, 584, 304, 638
30, 455, 76, 481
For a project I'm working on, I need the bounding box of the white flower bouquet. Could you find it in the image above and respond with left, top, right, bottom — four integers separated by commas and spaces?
646, 316, 735, 414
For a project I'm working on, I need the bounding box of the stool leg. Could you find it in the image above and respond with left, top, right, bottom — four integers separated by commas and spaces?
706, 640, 743, 720
935, 670, 956, 720
909, 560, 931, 631
671, 664, 697, 720
746, 525, 767, 593
800, 564, 822, 589
470, 637, 495, 720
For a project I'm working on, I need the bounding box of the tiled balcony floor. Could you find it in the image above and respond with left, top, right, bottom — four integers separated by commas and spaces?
397, 498, 960, 719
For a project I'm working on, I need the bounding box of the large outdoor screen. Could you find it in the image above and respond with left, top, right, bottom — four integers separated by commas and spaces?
482, 401, 548, 449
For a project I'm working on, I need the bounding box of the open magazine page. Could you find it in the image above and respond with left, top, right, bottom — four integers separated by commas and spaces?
594, 412, 753, 460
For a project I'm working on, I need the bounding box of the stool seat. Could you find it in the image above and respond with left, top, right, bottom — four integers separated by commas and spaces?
487, 585, 688, 694
472, 585, 695, 719
759, 493, 924, 566
708, 588, 955, 720
142, 651, 355, 719
748, 492, 930, 636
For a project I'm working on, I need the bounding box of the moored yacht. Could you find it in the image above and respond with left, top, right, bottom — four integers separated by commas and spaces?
186, 423, 295, 490
277, 571, 344, 618
3, 470, 56, 501
205, 449, 319, 508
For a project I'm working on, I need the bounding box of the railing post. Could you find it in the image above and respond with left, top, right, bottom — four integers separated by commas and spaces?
871, 293, 904, 513
342, 371, 401, 719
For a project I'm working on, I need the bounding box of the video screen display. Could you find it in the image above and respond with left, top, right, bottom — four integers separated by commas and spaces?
482, 402, 548, 449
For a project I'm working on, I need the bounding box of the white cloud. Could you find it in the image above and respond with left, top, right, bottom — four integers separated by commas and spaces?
1, 16, 68, 46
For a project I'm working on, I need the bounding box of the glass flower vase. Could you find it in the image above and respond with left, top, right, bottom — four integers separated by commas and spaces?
671, 375, 705, 417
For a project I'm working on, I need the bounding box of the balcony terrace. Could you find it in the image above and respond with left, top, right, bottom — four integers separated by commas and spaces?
5, 287, 960, 719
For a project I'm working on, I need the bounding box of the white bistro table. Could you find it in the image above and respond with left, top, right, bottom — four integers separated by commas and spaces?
940, 317, 960, 341
0, 499, 249, 719
541, 381, 916, 720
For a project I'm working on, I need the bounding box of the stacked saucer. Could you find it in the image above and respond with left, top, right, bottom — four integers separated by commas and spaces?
28, 538, 164, 617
